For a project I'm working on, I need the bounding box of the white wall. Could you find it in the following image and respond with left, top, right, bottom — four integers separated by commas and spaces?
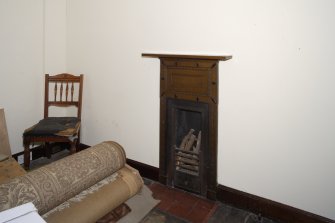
44, 0, 67, 74
218, 1, 335, 219
0, 0, 44, 154
66, 0, 335, 219
44, 0, 68, 117
0, 0, 67, 153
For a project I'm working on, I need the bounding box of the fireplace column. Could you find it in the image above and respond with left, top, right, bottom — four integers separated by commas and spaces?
142, 53, 232, 199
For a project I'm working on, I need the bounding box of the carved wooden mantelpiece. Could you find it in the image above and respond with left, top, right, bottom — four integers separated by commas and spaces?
142, 53, 232, 199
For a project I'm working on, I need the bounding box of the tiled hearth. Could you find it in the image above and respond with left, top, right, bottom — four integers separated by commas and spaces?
148, 182, 216, 222
143, 179, 279, 223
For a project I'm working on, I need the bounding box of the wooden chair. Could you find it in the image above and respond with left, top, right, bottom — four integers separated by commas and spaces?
23, 73, 84, 169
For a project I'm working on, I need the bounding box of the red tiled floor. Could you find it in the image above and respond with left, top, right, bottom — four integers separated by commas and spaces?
195, 197, 217, 210
168, 201, 195, 220
174, 189, 200, 205
149, 183, 178, 211
187, 206, 212, 223
148, 182, 217, 223
187, 200, 219, 223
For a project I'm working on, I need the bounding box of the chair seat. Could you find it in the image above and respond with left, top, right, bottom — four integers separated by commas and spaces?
23, 117, 80, 138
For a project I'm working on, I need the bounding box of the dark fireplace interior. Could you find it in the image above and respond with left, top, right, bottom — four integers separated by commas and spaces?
166, 99, 209, 195
142, 53, 232, 199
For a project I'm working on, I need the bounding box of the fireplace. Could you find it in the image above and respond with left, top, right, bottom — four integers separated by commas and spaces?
142, 53, 232, 199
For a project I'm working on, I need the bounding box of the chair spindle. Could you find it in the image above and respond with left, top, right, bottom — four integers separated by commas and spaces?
54, 82, 57, 102
71, 82, 74, 102
60, 82, 63, 102
66, 82, 69, 102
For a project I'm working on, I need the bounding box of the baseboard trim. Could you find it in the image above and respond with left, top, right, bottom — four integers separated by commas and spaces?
217, 185, 334, 223
78, 143, 90, 150
126, 158, 159, 181
122, 159, 334, 223
12, 151, 24, 161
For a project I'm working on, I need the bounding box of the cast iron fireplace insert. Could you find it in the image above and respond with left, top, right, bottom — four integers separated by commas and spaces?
166, 98, 209, 194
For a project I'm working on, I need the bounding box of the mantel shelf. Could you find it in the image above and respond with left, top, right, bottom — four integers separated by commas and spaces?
142, 53, 232, 61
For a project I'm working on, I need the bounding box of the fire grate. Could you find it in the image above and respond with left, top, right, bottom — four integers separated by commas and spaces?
175, 129, 201, 176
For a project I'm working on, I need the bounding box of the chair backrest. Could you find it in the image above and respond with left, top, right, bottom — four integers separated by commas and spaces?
44, 73, 84, 119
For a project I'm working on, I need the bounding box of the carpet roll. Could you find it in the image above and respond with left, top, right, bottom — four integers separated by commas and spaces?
43, 165, 143, 223
0, 141, 126, 214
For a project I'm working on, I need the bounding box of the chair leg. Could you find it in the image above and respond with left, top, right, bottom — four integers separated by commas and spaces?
23, 138, 30, 170
45, 142, 52, 159
76, 131, 81, 151
70, 139, 77, 154
76, 137, 80, 151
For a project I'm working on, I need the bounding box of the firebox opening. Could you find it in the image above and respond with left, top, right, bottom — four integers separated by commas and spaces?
166, 99, 209, 195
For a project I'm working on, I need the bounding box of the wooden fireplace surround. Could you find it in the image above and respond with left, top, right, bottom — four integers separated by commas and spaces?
142, 53, 232, 199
